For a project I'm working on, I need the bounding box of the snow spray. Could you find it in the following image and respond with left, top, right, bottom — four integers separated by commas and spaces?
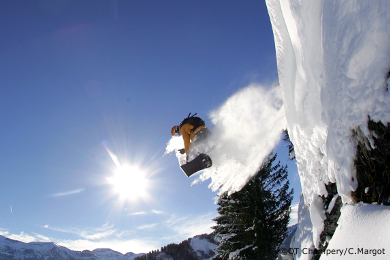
166, 84, 287, 195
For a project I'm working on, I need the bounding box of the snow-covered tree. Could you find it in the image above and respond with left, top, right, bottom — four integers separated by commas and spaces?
212, 152, 293, 260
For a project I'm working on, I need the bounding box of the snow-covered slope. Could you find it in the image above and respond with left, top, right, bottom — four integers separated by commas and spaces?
0, 235, 143, 260
322, 203, 390, 259
190, 235, 218, 259
266, 0, 390, 259
141, 233, 218, 260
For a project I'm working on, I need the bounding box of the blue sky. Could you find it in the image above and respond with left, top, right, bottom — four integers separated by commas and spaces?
0, 0, 300, 254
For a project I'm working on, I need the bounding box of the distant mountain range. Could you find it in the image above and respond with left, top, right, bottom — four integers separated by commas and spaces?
136, 233, 217, 260
0, 233, 218, 260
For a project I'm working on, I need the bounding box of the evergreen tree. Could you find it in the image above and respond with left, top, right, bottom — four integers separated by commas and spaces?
212, 152, 293, 260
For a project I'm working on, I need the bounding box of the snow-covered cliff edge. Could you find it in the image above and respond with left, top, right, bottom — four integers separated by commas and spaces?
266, 0, 390, 258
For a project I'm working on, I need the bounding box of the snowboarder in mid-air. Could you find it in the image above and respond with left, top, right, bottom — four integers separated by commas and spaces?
171, 113, 212, 177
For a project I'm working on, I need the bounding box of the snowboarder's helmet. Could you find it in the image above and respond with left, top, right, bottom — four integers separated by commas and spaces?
171, 126, 179, 136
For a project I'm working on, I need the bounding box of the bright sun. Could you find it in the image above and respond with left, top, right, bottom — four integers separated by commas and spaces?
107, 165, 148, 200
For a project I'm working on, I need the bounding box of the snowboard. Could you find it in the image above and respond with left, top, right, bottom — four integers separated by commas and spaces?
181, 153, 212, 177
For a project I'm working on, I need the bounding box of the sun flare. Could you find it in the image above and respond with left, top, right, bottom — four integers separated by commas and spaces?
107, 165, 148, 200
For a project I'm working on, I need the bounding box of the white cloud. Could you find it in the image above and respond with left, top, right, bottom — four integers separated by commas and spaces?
56, 238, 159, 254
116, 230, 136, 239
33, 233, 51, 242
164, 212, 217, 241
79, 222, 116, 240
79, 228, 117, 240
137, 223, 158, 230
39, 222, 162, 253
49, 188, 85, 197
8, 232, 36, 243
0, 229, 9, 237
128, 211, 147, 216
0, 229, 52, 244
128, 210, 165, 216
151, 209, 165, 215
44, 222, 117, 241
164, 214, 189, 227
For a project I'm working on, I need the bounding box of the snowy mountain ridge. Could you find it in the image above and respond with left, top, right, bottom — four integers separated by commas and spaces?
0, 235, 143, 260
0, 233, 218, 260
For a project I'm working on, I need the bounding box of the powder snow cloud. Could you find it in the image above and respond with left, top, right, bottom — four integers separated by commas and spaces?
167, 84, 287, 195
